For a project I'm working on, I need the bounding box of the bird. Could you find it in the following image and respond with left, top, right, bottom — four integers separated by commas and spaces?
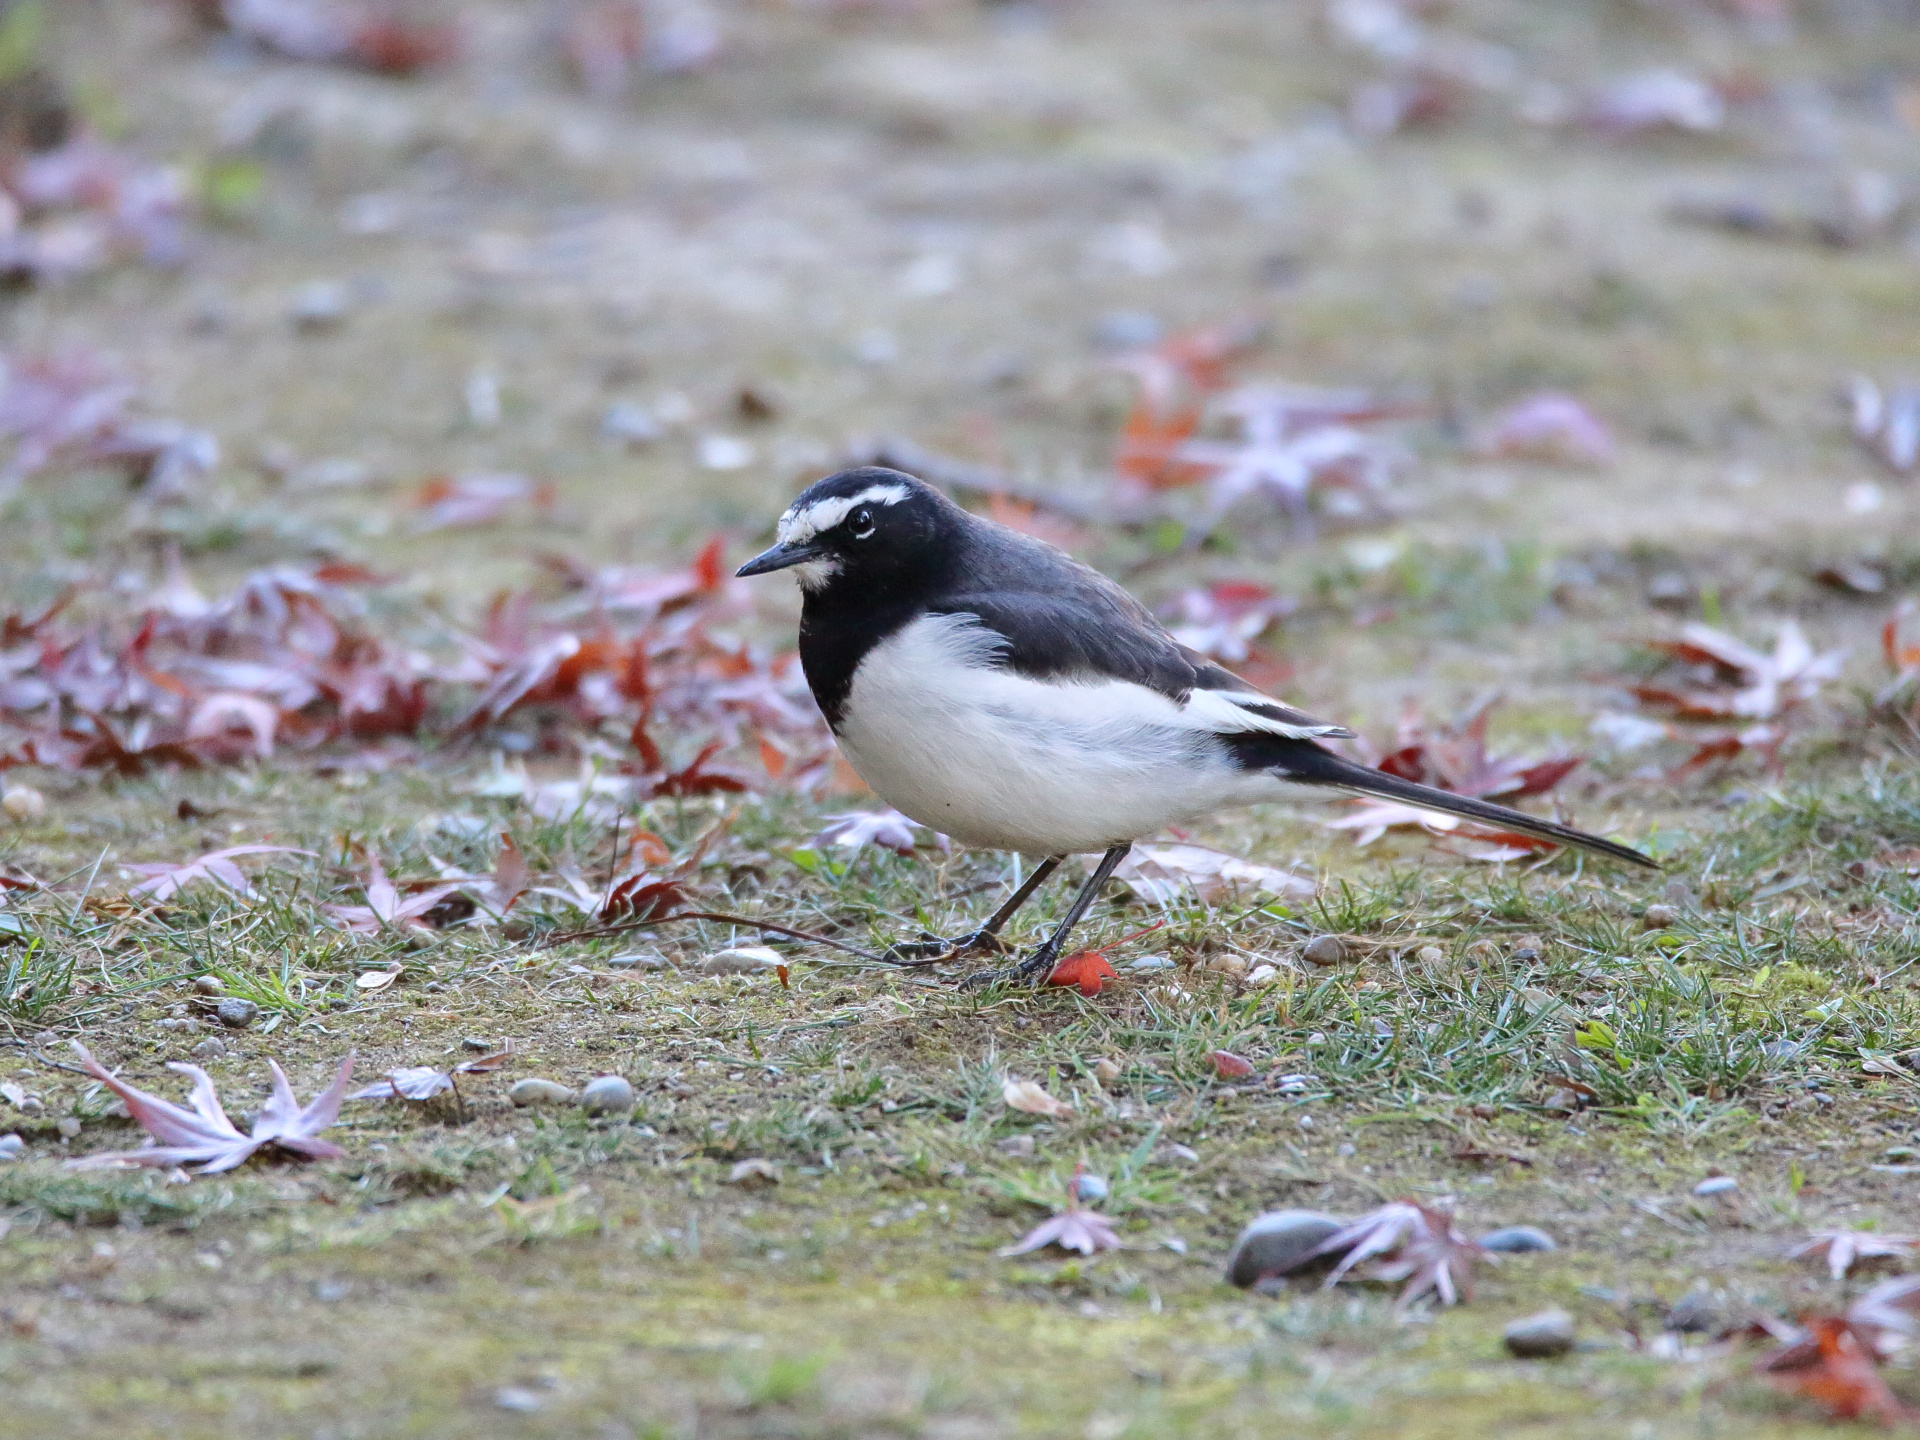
736, 465, 1655, 982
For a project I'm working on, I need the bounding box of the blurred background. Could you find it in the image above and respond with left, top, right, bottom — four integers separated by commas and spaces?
4, 0, 1920, 798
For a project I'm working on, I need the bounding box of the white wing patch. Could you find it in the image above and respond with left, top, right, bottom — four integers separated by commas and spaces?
1181, 687, 1351, 740
776, 483, 910, 546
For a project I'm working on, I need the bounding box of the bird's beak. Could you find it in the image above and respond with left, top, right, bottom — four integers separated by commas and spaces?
735, 539, 825, 577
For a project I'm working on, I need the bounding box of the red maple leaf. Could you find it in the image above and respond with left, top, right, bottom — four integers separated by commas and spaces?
1757, 1316, 1910, 1425
1047, 950, 1118, 997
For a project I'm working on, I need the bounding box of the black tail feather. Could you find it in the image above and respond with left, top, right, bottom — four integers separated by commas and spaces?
1248, 740, 1658, 870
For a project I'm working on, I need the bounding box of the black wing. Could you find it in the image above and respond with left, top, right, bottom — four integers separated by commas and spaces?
929, 587, 1353, 740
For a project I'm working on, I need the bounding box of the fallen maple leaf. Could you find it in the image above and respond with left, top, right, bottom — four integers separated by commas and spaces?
124, 844, 312, 903
1790, 1230, 1919, 1282
1046, 950, 1118, 998
1002, 1078, 1074, 1119
812, 807, 930, 857
1756, 1315, 1910, 1425
346, 1049, 511, 1103
999, 1163, 1122, 1257
410, 473, 552, 532
1299, 1200, 1489, 1312
68, 1042, 353, 1174
1474, 392, 1614, 465
322, 854, 461, 935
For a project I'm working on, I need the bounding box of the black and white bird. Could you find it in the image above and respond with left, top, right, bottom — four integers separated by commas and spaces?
737, 466, 1654, 981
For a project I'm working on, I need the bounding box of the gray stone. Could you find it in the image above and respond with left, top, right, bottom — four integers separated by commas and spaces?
1073, 1172, 1109, 1204
214, 998, 258, 1029
1692, 1175, 1737, 1197
1301, 935, 1350, 966
1642, 904, 1677, 929
994, 1135, 1035, 1158
606, 952, 667, 970
460, 1036, 493, 1051
492, 1387, 543, 1413
1504, 1308, 1575, 1358
1225, 1209, 1346, 1288
697, 946, 783, 975
0, 1134, 24, 1160
191, 1037, 228, 1061
509, 1078, 573, 1107
1666, 1290, 1720, 1334
1479, 1225, 1557, 1254
154, 1018, 197, 1033
192, 975, 225, 996
580, 1075, 636, 1115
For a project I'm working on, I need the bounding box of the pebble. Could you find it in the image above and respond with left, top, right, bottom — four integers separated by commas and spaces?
290, 280, 351, 330
1091, 1058, 1121, 1084
726, 1158, 780, 1189
1692, 1175, 1737, 1197
1, 785, 45, 822
1666, 1290, 1721, 1334
493, 1387, 543, 1413
1643, 904, 1677, 929
190, 1038, 228, 1061
1125, 956, 1174, 972
1301, 935, 1350, 966
0, 1134, 23, 1160
214, 998, 258, 1029
1224, 1209, 1346, 1288
192, 976, 225, 997
606, 952, 667, 970
460, 1036, 493, 1051
1073, 1172, 1110, 1204
1245, 964, 1280, 986
1479, 1225, 1557, 1254
697, 946, 784, 976
56, 1117, 80, 1139
601, 402, 664, 447
1504, 1308, 1575, 1358
580, 1075, 636, 1114
154, 1018, 197, 1033
994, 1135, 1035, 1158
509, 1078, 574, 1107
1416, 945, 1446, 966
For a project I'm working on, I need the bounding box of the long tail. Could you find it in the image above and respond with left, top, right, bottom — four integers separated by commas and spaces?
1261, 741, 1658, 869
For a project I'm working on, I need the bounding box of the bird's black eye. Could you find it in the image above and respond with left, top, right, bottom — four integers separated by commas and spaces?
849, 507, 875, 538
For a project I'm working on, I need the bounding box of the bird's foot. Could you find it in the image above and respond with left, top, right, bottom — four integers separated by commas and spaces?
882, 928, 1008, 965
958, 944, 1060, 990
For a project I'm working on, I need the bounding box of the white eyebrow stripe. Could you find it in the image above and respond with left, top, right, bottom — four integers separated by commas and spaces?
776, 483, 910, 545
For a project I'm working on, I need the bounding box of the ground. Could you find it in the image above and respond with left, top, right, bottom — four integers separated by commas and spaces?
2, 0, 1920, 1436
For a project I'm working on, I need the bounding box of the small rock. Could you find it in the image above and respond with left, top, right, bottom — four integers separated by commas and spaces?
154, 1018, 197, 1033
697, 946, 784, 976
601, 401, 663, 447
606, 952, 667, 970
726, 1158, 780, 1189
1158, 1142, 1200, 1164
1416, 945, 1446, 966
1643, 904, 1677, 929
190, 1038, 228, 1062
290, 280, 351, 330
509, 1078, 573, 1107
1224, 1209, 1346, 1288
994, 1134, 1035, 1158
580, 1075, 636, 1114
192, 976, 225, 997
1073, 1172, 1110, 1204
1, 785, 46, 823
56, 1117, 80, 1139
1666, 1290, 1721, 1334
1126, 956, 1174, 972
1541, 1089, 1581, 1115
493, 1387, 543, 1413
1301, 935, 1350, 966
1504, 1308, 1575, 1358
1091, 1058, 1121, 1084
1245, 964, 1280, 986
312, 1279, 349, 1302
1091, 310, 1162, 350
1203, 954, 1248, 980
1692, 1175, 1737, 1197
1479, 1225, 1557, 1254
460, 1036, 493, 1051
214, 998, 258, 1029
0, 1134, 24, 1160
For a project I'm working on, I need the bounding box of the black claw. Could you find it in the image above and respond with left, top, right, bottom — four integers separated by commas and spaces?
883, 928, 1008, 965
959, 945, 1058, 989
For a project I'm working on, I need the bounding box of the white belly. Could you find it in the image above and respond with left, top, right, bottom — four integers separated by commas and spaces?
833, 613, 1282, 854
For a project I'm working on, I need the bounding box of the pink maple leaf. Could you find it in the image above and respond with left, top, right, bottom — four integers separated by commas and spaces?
68, 1042, 354, 1174
124, 844, 313, 902
322, 854, 461, 935
1301, 1200, 1489, 1311
812, 808, 934, 857
999, 1166, 1123, 1258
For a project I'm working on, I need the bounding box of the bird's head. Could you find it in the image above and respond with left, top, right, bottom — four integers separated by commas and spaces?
736, 467, 954, 593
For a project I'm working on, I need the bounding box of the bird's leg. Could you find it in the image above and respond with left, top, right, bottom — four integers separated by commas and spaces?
963, 844, 1132, 987
884, 856, 1063, 963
